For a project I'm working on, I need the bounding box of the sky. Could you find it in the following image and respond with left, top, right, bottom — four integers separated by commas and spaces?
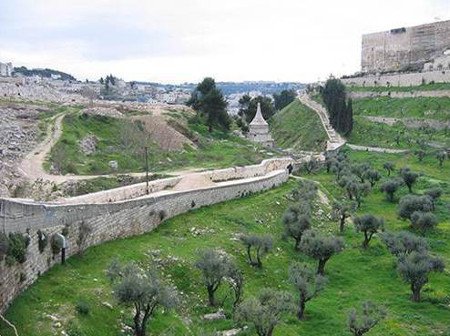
0, 0, 449, 84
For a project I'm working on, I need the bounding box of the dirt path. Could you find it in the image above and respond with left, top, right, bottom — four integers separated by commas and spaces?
17, 113, 199, 184
298, 94, 346, 151
346, 144, 409, 153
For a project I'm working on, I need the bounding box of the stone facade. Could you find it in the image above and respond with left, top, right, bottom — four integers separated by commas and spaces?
247, 103, 274, 147
0, 62, 13, 77
361, 20, 450, 73
0, 158, 294, 312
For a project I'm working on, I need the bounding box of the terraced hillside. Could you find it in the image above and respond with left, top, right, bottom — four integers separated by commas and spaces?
348, 96, 450, 150
1, 149, 449, 336
270, 99, 328, 152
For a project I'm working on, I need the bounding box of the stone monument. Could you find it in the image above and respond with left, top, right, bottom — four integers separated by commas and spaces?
247, 102, 274, 147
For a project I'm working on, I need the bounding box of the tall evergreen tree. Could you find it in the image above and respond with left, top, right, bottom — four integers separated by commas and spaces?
321, 77, 353, 135
187, 77, 230, 132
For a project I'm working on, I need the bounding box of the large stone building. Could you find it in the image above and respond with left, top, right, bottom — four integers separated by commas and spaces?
361, 20, 450, 73
0, 62, 13, 77
247, 103, 274, 147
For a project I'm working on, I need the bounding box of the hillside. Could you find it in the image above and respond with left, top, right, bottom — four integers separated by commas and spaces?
270, 99, 328, 152
2, 149, 449, 335
47, 105, 279, 175
347, 96, 450, 150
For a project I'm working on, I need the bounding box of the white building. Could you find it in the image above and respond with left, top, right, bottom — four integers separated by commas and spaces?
246, 103, 274, 147
0, 62, 13, 77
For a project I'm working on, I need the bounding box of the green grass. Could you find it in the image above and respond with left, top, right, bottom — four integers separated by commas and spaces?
347, 82, 450, 92
270, 99, 328, 152
48, 112, 278, 175
2, 150, 449, 336
347, 116, 450, 150
353, 97, 450, 121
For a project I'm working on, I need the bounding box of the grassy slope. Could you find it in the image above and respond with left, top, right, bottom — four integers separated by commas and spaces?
2, 150, 449, 336
353, 97, 450, 120
348, 97, 450, 149
270, 99, 328, 152
347, 82, 450, 92
49, 111, 278, 175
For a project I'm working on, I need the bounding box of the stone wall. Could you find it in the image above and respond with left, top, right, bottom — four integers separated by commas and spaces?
348, 90, 450, 99
0, 159, 293, 312
341, 70, 450, 87
361, 20, 450, 73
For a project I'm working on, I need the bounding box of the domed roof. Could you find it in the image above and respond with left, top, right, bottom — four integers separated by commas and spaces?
249, 102, 268, 126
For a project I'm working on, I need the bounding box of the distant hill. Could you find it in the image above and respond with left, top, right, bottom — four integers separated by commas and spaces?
13, 66, 77, 81
270, 99, 327, 152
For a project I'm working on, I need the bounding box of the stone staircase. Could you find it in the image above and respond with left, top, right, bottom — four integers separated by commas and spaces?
298, 94, 346, 151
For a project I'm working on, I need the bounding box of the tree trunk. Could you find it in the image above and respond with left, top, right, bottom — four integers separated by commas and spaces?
134, 309, 143, 336
294, 237, 301, 250
297, 295, 306, 320
411, 284, 421, 302
317, 259, 327, 275
407, 184, 412, 193
247, 246, 253, 265
362, 232, 369, 249
266, 325, 275, 336
256, 247, 262, 268
339, 217, 345, 233
208, 286, 216, 306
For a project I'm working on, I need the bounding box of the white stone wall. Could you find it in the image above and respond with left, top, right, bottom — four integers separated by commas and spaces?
341, 70, 450, 87
0, 159, 293, 312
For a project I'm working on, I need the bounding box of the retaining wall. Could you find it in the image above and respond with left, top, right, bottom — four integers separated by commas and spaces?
0, 158, 293, 312
341, 70, 450, 87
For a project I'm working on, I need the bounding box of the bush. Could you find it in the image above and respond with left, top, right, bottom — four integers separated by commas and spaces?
410, 211, 438, 233
7, 233, 30, 264
75, 300, 90, 315
398, 195, 433, 221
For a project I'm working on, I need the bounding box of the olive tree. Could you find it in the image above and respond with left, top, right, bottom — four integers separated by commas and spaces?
363, 169, 381, 187
227, 262, 244, 308
348, 301, 386, 336
241, 234, 273, 268
383, 162, 395, 176
380, 179, 403, 202
400, 167, 419, 193
282, 203, 311, 250
436, 151, 447, 167
424, 188, 442, 210
235, 288, 294, 336
353, 214, 384, 249
289, 262, 326, 319
398, 195, 433, 222
300, 230, 344, 275
331, 200, 356, 233
107, 261, 178, 336
397, 252, 444, 302
195, 249, 233, 306
410, 211, 438, 233
345, 180, 371, 208
381, 231, 428, 259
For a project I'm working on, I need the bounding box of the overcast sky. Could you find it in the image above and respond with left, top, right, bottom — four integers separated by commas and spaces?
0, 0, 448, 83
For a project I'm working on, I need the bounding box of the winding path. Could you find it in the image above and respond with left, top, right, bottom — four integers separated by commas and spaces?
298, 94, 346, 151
17, 113, 198, 184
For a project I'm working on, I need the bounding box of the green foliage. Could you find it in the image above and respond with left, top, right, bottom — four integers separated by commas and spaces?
381, 231, 429, 259
321, 77, 353, 135
289, 262, 326, 319
195, 249, 234, 307
398, 195, 433, 222
353, 214, 384, 248
187, 77, 230, 132
13, 66, 76, 81
348, 301, 386, 336
397, 252, 445, 302
270, 99, 327, 152
238, 95, 275, 123
273, 89, 297, 110
75, 301, 90, 316
107, 261, 178, 336
300, 230, 344, 275
6, 233, 30, 264
240, 234, 273, 268
235, 288, 294, 336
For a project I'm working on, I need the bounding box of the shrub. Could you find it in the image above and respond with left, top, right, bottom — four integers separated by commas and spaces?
398, 195, 433, 222
381, 231, 428, 259
410, 211, 438, 233
348, 301, 386, 335
75, 300, 90, 315
7, 233, 30, 264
